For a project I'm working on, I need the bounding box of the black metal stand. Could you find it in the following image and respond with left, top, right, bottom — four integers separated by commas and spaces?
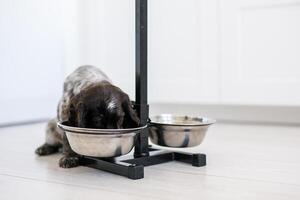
79, 0, 206, 179
80, 148, 206, 180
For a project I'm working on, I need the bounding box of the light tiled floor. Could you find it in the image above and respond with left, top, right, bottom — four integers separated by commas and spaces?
0, 122, 300, 200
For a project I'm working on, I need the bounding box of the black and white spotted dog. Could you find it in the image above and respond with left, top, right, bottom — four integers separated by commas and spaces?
35, 65, 139, 168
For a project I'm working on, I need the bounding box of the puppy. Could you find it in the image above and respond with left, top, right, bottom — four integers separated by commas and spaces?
35, 65, 139, 168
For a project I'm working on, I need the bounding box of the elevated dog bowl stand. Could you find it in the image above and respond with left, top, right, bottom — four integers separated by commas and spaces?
79, 0, 206, 180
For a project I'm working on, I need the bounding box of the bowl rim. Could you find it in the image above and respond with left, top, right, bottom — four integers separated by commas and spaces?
65, 131, 137, 137
149, 114, 216, 126
57, 121, 147, 135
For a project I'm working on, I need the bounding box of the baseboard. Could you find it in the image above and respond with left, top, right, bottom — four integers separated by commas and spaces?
150, 103, 300, 126
0, 118, 49, 128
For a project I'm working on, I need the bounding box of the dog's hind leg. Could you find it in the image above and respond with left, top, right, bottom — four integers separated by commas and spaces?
35, 118, 63, 156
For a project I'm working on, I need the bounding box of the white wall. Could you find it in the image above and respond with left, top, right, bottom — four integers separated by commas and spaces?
0, 0, 80, 124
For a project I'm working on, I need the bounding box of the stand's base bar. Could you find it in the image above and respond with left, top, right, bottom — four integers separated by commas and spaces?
79, 149, 206, 180
124, 150, 174, 167
174, 152, 206, 167
80, 157, 144, 180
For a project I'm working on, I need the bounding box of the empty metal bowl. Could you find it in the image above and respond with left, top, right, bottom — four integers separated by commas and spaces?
57, 122, 147, 157
149, 114, 215, 148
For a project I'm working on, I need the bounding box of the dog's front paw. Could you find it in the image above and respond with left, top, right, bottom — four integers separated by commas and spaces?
59, 156, 80, 168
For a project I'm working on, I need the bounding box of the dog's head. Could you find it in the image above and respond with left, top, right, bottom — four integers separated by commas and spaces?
68, 82, 140, 129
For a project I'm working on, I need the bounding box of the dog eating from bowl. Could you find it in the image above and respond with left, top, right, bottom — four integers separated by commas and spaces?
35, 65, 140, 168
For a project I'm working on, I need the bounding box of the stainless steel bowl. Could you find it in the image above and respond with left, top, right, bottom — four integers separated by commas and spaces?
149, 114, 215, 148
57, 122, 147, 157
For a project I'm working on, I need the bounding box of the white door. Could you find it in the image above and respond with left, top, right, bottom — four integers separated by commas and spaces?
148, 0, 220, 104
74, 0, 220, 104
219, 0, 300, 105
0, 0, 76, 125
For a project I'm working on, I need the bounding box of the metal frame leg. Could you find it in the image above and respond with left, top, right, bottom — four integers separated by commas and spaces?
134, 0, 149, 158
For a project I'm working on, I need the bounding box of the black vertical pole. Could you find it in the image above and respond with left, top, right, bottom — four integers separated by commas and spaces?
134, 0, 149, 157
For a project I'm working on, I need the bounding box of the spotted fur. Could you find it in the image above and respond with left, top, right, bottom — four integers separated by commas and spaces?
57, 65, 112, 122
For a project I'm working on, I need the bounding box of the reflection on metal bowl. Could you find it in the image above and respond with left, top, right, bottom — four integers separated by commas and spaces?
149, 114, 215, 148
57, 122, 147, 157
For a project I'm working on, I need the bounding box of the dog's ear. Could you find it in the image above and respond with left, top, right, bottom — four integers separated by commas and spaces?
122, 95, 140, 128
116, 113, 124, 129
76, 102, 87, 128
68, 95, 87, 128
68, 103, 76, 126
